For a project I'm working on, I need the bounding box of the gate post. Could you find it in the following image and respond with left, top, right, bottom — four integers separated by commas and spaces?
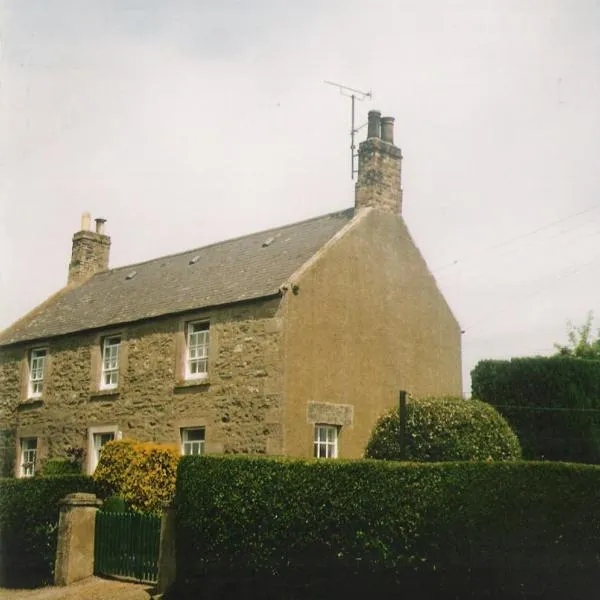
54, 492, 102, 586
156, 504, 176, 595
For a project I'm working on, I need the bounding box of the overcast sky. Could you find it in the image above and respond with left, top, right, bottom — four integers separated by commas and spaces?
1, 0, 599, 394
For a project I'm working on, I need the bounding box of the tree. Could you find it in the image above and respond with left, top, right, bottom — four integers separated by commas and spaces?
554, 312, 600, 360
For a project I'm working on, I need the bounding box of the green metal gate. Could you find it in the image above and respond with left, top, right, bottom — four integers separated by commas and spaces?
94, 511, 161, 583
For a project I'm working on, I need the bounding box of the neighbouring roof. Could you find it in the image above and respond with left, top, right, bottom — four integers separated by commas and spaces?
0, 209, 355, 346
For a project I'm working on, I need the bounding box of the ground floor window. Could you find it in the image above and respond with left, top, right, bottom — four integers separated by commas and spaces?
314, 424, 338, 458
88, 427, 119, 473
20, 437, 37, 477
181, 427, 205, 455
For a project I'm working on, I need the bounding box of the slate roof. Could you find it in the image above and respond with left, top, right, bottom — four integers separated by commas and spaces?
0, 208, 355, 346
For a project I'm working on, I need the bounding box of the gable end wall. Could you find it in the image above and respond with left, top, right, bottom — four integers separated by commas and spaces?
280, 209, 462, 458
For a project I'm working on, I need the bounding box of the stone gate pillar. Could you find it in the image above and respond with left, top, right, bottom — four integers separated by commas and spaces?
156, 504, 177, 595
54, 492, 102, 586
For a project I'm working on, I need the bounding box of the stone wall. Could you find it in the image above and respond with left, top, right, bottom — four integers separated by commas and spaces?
0, 297, 284, 474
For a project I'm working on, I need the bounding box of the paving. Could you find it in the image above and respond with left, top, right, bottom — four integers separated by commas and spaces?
0, 577, 154, 600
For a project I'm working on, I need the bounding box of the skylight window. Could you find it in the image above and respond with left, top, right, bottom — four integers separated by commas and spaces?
125, 271, 137, 280
189, 255, 200, 265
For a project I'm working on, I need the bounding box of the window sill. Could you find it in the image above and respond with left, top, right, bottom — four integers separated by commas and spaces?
18, 398, 44, 408
90, 389, 120, 400
174, 378, 211, 392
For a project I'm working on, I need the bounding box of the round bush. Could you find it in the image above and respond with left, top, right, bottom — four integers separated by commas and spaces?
365, 396, 521, 461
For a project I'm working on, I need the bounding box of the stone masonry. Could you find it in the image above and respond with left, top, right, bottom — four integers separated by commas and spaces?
68, 215, 111, 286
354, 111, 403, 215
1, 297, 284, 474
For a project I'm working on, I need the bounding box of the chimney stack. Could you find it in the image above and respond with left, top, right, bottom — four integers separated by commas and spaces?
68, 213, 111, 286
355, 110, 403, 215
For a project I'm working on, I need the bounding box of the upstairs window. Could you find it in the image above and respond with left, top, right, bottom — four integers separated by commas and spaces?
314, 424, 338, 458
100, 336, 120, 390
181, 427, 205, 456
20, 437, 38, 477
185, 322, 209, 380
28, 348, 47, 398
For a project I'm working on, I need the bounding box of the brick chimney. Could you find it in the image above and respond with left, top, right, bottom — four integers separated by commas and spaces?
355, 110, 403, 214
68, 212, 111, 285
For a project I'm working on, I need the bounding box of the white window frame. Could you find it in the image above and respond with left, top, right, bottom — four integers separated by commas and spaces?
87, 425, 120, 474
20, 437, 38, 478
28, 348, 47, 399
180, 427, 205, 456
314, 424, 339, 458
100, 336, 120, 390
185, 321, 209, 380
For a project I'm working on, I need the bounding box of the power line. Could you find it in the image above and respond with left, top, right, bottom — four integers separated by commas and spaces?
492, 404, 600, 414
462, 251, 600, 335
433, 203, 600, 274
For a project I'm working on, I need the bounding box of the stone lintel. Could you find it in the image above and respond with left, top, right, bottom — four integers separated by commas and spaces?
307, 402, 354, 426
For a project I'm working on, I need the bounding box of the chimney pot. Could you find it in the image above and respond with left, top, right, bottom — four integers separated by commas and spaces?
381, 116, 395, 144
95, 218, 107, 235
367, 110, 381, 139
81, 212, 91, 231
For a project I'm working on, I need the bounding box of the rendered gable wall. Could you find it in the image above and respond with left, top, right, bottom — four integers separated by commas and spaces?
280, 209, 462, 458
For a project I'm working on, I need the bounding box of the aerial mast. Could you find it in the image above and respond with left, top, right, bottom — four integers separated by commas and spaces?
325, 80, 372, 179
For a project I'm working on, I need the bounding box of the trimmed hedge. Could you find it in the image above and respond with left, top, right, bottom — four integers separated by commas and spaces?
0, 475, 96, 588
93, 439, 179, 515
40, 458, 81, 477
365, 396, 521, 461
174, 456, 600, 599
472, 357, 600, 462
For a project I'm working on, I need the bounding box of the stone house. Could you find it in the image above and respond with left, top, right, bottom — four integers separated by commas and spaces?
0, 111, 462, 477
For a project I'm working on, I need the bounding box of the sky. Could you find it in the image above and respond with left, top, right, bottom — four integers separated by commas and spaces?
1, 0, 599, 395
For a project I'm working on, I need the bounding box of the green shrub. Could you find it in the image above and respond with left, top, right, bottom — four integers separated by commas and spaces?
94, 439, 179, 515
174, 456, 600, 599
0, 475, 96, 588
365, 396, 521, 461
101, 495, 127, 513
40, 458, 81, 477
472, 357, 600, 462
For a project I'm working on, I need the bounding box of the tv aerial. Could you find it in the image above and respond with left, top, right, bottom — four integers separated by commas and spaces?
325, 80, 372, 179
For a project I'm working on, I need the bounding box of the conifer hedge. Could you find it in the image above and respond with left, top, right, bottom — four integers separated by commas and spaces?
174, 456, 600, 599
472, 357, 600, 462
0, 475, 96, 588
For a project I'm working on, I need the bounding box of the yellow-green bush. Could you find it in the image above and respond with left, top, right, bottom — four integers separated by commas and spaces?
93, 439, 178, 515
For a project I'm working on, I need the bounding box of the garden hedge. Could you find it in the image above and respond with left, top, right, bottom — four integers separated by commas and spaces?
174, 456, 600, 599
40, 458, 81, 477
472, 357, 600, 462
365, 395, 521, 461
93, 439, 179, 515
0, 475, 96, 588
